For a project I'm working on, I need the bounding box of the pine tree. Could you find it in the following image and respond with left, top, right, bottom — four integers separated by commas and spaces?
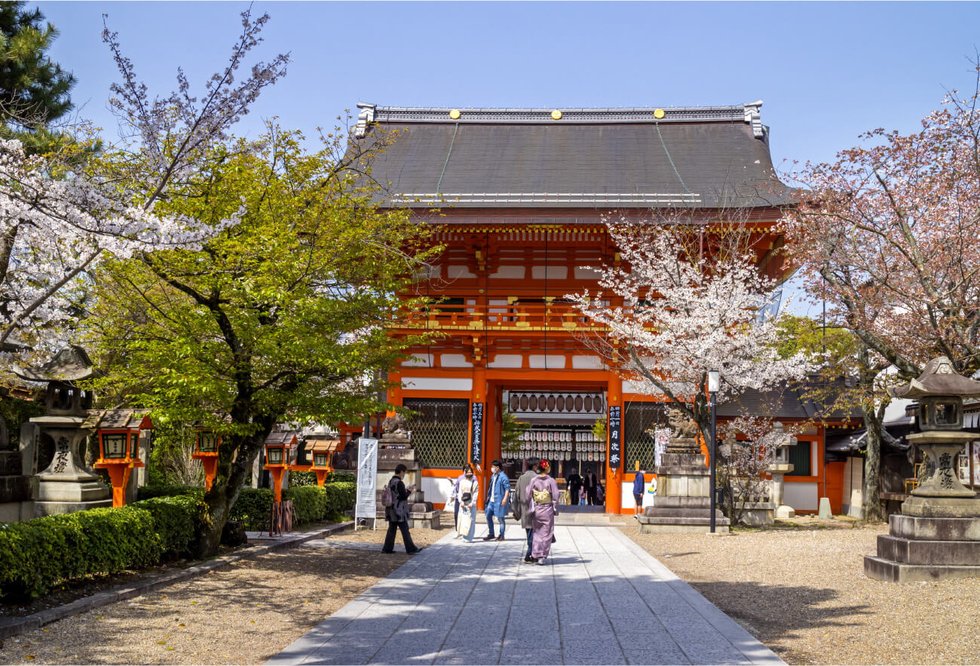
0, 1, 75, 152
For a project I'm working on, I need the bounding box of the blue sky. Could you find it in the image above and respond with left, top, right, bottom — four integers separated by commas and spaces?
37, 1, 980, 314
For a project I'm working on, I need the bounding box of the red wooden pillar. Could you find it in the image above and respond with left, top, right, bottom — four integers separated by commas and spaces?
606, 374, 623, 514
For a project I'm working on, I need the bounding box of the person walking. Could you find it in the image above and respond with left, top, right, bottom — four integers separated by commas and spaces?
583, 467, 599, 506
566, 468, 582, 509
483, 459, 510, 541
633, 469, 646, 516
450, 464, 473, 534
526, 459, 559, 564
456, 466, 479, 541
513, 456, 540, 562
382, 464, 422, 554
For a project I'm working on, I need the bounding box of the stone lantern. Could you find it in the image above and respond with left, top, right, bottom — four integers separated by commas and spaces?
865, 356, 980, 582
766, 422, 798, 520
15, 347, 111, 516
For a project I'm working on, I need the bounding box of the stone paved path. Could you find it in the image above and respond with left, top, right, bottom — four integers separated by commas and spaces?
269, 526, 782, 665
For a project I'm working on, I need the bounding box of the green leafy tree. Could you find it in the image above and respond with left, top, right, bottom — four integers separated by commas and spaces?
0, 1, 74, 153
84, 128, 435, 556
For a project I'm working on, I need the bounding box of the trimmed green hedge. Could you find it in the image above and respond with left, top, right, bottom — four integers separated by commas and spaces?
231, 483, 357, 531
131, 495, 204, 559
137, 484, 203, 500
0, 507, 162, 600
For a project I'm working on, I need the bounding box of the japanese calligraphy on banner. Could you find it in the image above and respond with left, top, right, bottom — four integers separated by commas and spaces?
354, 437, 378, 521
471, 402, 484, 465
608, 406, 622, 469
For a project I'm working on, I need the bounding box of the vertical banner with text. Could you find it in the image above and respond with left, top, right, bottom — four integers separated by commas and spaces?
354, 437, 379, 521
608, 406, 622, 469
470, 402, 484, 465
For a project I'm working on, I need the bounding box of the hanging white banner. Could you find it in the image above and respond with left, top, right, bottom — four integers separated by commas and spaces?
355, 437, 379, 522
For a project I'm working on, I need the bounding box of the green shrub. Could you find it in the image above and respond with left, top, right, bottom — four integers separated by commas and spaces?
131, 495, 203, 558
229, 487, 274, 531
289, 471, 317, 487
327, 471, 355, 484
137, 484, 203, 500
286, 486, 327, 524
0, 506, 162, 600
323, 481, 356, 519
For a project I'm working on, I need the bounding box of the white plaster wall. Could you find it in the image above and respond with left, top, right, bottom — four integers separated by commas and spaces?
572, 355, 604, 369
843, 456, 864, 518
490, 265, 525, 279
621, 479, 657, 510
401, 377, 473, 392
623, 380, 664, 395
422, 476, 455, 507
447, 265, 476, 279
784, 482, 819, 511
532, 265, 568, 280
529, 355, 566, 369
575, 266, 602, 280
489, 354, 523, 368
440, 354, 472, 368
402, 353, 433, 368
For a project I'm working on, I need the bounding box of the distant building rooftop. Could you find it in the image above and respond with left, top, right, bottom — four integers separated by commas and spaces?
353, 102, 796, 210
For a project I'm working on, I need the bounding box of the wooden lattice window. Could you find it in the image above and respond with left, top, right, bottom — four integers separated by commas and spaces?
403, 398, 470, 469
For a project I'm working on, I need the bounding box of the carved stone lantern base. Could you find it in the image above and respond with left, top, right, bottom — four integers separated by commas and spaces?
636, 437, 729, 533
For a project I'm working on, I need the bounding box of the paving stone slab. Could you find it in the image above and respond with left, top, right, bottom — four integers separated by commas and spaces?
269, 526, 783, 665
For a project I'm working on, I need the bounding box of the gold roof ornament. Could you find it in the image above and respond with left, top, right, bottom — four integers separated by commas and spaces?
551, 110, 563, 120
449, 109, 461, 120
653, 108, 666, 119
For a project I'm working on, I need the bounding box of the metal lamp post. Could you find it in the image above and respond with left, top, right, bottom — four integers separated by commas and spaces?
707, 370, 720, 533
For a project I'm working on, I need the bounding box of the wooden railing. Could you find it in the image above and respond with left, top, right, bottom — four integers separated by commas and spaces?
396, 301, 606, 333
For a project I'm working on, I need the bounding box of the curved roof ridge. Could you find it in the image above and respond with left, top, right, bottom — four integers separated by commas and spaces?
355, 101, 765, 136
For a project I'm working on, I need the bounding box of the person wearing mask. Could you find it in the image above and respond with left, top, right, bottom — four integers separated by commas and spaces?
482, 459, 510, 541
450, 464, 473, 534
513, 456, 540, 562
381, 464, 422, 554
455, 465, 479, 541
633, 469, 646, 516
526, 459, 560, 564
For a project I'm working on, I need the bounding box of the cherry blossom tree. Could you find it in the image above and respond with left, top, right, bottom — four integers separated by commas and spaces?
0, 8, 288, 368
571, 215, 808, 449
782, 64, 980, 519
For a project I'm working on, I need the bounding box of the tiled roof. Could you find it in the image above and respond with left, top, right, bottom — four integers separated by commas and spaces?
354, 102, 795, 210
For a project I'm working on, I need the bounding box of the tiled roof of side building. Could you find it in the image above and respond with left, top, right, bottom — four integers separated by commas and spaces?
353, 102, 797, 210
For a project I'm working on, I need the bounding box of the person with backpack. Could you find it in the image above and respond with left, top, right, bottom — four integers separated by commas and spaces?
381, 464, 422, 554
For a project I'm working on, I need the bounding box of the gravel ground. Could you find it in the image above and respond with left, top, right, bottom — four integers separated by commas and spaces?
3, 518, 977, 665
621, 519, 980, 665
0, 524, 449, 665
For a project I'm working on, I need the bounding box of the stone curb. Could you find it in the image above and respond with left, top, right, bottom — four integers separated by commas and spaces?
0, 521, 354, 640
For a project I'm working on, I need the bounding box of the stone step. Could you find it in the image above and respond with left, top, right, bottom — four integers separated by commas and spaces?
877, 534, 980, 566
890, 514, 980, 542
864, 555, 980, 583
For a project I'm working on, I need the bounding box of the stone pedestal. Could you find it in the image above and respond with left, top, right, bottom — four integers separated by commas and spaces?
0, 450, 34, 521
865, 433, 980, 582
374, 432, 440, 529
770, 463, 796, 519
31, 416, 110, 517
637, 437, 729, 533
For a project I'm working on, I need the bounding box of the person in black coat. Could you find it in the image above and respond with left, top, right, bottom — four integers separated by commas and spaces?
382, 464, 422, 554
566, 469, 582, 507
583, 467, 600, 506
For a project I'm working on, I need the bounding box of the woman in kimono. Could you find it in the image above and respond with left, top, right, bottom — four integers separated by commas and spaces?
525, 459, 559, 564
455, 466, 479, 542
